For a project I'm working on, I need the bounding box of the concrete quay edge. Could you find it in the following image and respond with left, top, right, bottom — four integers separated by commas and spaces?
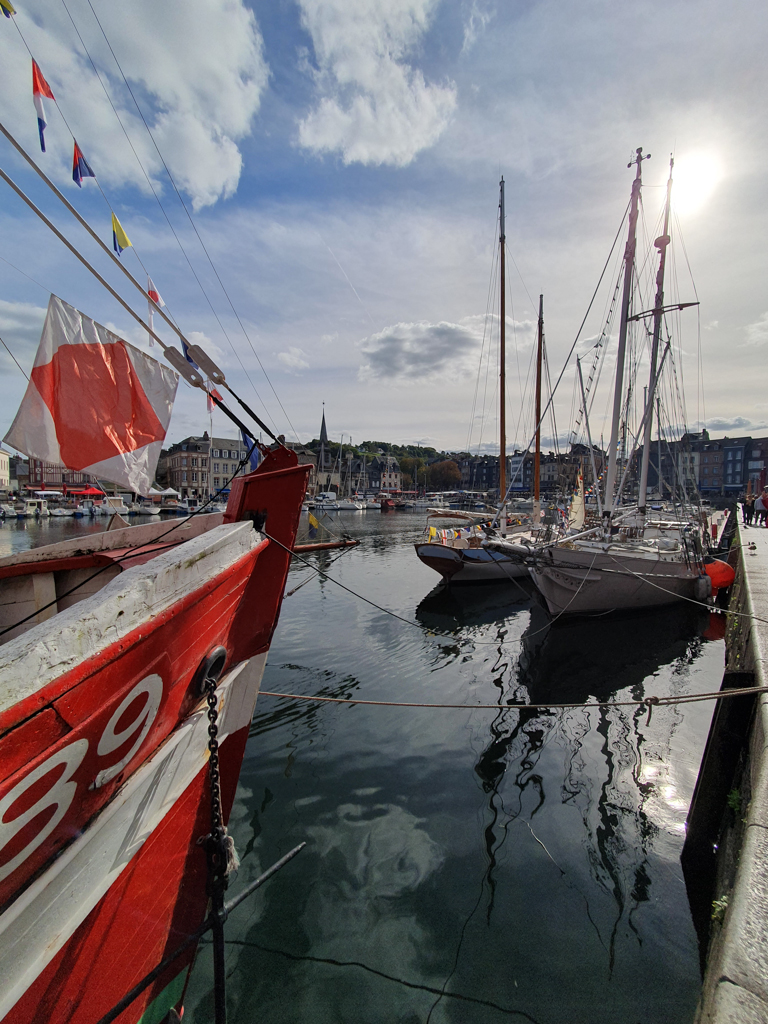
696, 523, 768, 1022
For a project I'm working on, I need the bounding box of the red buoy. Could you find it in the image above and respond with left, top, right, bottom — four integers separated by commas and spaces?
704, 559, 736, 593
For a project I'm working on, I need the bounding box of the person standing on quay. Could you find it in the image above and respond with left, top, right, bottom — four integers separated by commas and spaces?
744, 493, 755, 525
755, 490, 767, 527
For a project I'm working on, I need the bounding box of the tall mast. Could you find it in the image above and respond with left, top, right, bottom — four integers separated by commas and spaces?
638, 156, 674, 512
499, 177, 507, 532
603, 147, 649, 517
657, 396, 664, 497
533, 294, 543, 523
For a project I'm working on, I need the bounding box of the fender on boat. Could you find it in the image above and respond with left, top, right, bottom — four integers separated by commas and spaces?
704, 558, 736, 592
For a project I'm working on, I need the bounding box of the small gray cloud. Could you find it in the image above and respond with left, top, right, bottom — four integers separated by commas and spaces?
358, 314, 533, 383
705, 416, 756, 432
358, 319, 479, 382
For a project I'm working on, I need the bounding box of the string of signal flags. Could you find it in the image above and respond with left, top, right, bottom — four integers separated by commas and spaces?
32, 55, 132, 257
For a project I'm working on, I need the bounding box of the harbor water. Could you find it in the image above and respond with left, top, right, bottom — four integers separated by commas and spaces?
3, 511, 724, 1022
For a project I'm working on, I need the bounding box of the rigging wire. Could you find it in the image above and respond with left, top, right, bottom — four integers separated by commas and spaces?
466, 211, 501, 454
12, 13, 161, 302
5, 10, 288, 447
0, 252, 50, 295
0, 333, 29, 380
55, 0, 282, 435
500, 200, 631, 504
82, 0, 299, 441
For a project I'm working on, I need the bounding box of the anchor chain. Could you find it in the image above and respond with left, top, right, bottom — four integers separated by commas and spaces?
198, 668, 239, 1024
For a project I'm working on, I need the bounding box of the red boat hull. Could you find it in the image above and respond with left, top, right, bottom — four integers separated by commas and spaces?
0, 446, 309, 1023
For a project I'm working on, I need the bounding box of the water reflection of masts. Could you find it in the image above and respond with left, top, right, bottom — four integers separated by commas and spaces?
475, 599, 713, 965
475, 705, 551, 922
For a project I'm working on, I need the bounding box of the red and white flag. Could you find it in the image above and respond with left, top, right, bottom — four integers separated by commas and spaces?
206, 385, 223, 414
146, 276, 165, 347
32, 59, 55, 153
4, 295, 178, 494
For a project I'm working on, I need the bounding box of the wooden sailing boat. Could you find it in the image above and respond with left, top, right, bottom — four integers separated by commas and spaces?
414, 178, 534, 583
529, 151, 733, 616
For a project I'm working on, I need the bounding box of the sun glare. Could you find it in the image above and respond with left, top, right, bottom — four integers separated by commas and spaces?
670, 153, 724, 216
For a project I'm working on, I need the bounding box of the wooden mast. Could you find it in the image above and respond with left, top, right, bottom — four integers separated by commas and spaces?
533, 293, 543, 523
638, 156, 674, 513
603, 147, 649, 519
499, 177, 506, 534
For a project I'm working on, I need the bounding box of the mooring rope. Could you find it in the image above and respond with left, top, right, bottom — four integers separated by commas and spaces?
259, 684, 768, 716
267, 532, 767, 648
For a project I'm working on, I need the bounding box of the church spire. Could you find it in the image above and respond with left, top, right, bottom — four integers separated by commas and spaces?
319, 404, 328, 445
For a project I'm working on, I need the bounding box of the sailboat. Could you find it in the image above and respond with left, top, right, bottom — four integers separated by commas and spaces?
528, 151, 733, 616
414, 178, 535, 584
0, 127, 309, 1024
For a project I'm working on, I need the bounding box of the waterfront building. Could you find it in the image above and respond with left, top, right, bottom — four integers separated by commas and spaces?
720, 437, 751, 494
459, 456, 499, 493
164, 432, 253, 498
697, 435, 724, 494
746, 439, 768, 492
507, 451, 533, 492
368, 455, 401, 492
285, 443, 317, 494
25, 458, 99, 492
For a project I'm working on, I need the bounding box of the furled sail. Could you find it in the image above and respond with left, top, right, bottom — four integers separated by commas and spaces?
568, 472, 586, 530
4, 294, 178, 494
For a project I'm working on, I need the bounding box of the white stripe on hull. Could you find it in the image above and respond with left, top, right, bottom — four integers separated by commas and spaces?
0, 653, 265, 1023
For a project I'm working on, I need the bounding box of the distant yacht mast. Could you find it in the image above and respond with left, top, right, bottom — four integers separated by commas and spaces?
499, 177, 507, 535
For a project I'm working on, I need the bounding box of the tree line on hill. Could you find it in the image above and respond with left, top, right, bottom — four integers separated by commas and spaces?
305, 437, 464, 491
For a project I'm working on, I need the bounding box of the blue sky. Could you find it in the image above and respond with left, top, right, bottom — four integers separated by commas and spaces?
1, 0, 766, 458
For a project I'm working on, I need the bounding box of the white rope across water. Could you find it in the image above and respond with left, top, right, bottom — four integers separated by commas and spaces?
259, 684, 768, 715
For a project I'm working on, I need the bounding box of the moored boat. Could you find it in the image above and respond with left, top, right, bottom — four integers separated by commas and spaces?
314, 490, 340, 510
415, 179, 536, 584
0, 289, 309, 1022
528, 152, 732, 615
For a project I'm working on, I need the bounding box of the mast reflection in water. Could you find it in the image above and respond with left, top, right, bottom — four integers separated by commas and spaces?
177, 513, 722, 1024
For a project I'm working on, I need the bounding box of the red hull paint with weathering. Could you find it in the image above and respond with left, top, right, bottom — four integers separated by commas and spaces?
11, 724, 248, 1024
0, 446, 309, 1024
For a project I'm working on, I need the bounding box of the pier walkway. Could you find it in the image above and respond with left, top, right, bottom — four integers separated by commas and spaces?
695, 522, 768, 1022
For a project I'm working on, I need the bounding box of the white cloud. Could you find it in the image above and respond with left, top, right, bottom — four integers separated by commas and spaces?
4, 0, 268, 209
296, 0, 456, 166
461, 0, 494, 54
277, 346, 310, 372
745, 312, 768, 347
185, 330, 227, 368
